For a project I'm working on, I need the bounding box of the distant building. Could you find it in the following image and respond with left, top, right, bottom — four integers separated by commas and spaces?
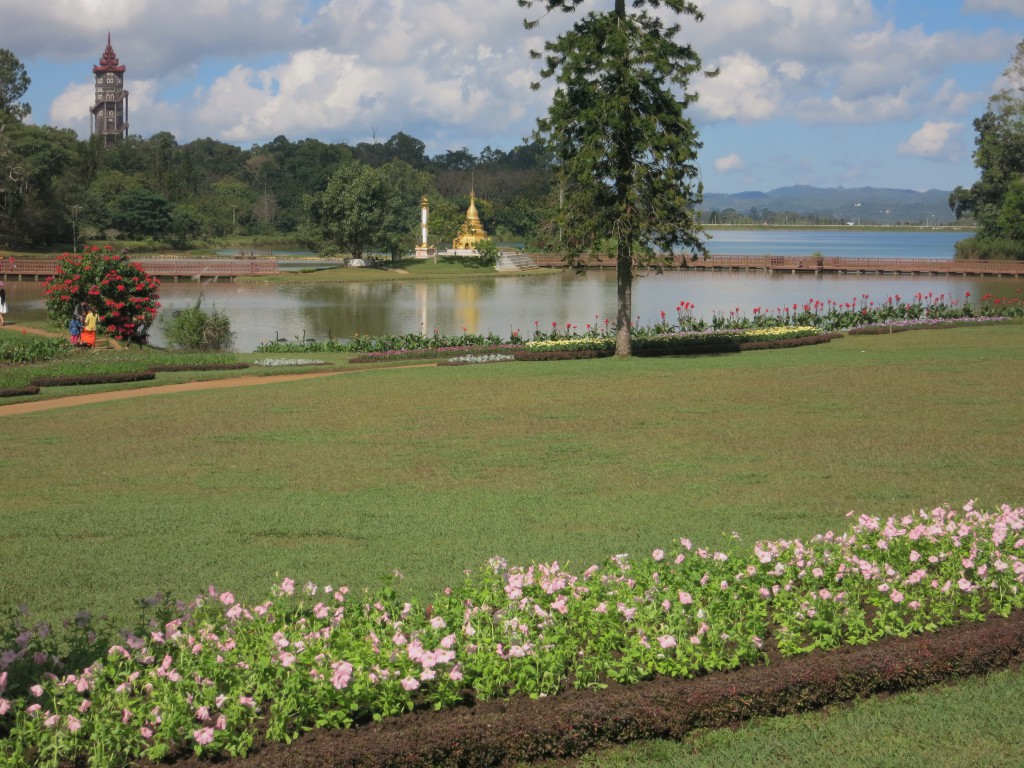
90, 33, 129, 144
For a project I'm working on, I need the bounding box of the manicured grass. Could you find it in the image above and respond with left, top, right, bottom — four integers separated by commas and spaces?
570, 667, 1024, 768
1, 323, 1022, 764
1, 325, 1021, 627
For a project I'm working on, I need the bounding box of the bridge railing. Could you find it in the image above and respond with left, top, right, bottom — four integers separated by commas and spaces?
526, 253, 1024, 275
0, 258, 280, 278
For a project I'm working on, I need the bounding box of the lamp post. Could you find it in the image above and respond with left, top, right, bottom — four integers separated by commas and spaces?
71, 205, 83, 253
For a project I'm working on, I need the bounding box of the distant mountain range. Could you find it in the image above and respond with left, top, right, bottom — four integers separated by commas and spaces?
700, 185, 957, 224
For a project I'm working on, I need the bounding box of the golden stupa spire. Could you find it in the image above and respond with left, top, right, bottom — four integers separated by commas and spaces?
453, 178, 488, 250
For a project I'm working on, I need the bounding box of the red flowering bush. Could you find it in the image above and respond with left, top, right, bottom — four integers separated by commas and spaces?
43, 245, 160, 341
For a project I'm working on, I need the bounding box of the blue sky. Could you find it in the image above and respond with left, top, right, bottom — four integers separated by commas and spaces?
2, 0, 1022, 194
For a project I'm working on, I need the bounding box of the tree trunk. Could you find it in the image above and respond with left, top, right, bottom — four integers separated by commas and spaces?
614, 239, 632, 356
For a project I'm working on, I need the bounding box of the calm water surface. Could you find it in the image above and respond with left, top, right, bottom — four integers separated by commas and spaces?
7, 230, 1019, 352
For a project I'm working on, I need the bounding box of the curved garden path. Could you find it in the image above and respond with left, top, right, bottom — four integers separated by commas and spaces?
1, 324, 436, 416
0, 370, 354, 417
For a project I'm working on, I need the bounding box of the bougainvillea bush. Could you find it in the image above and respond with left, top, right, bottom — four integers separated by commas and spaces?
42, 246, 160, 341
0, 501, 1022, 766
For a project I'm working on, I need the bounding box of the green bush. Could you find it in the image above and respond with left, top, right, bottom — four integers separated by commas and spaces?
160, 296, 235, 352
0, 336, 69, 364
953, 235, 1024, 261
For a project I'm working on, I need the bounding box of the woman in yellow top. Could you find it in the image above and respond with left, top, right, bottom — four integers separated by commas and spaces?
81, 306, 99, 348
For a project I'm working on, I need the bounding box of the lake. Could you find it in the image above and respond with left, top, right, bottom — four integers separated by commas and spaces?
7, 229, 1020, 352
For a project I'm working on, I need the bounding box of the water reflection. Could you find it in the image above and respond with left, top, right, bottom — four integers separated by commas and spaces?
5, 269, 1019, 353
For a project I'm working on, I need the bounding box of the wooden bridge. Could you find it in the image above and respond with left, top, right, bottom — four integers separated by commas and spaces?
529, 253, 1024, 277
0, 258, 280, 282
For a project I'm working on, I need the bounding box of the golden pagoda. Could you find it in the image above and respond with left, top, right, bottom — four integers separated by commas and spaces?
452, 190, 488, 250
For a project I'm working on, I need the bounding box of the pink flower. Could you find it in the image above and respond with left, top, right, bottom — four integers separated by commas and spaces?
219, 592, 235, 606
66, 715, 82, 732
657, 635, 677, 649
30, 685, 44, 698
331, 661, 353, 690
678, 591, 693, 605
401, 676, 420, 691
890, 590, 904, 603
430, 616, 447, 630
279, 577, 295, 596
44, 713, 60, 728
193, 727, 215, 745
0, 699, 9, 716
652, 549, 665, 562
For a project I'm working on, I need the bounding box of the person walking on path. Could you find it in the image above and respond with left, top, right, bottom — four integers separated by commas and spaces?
0, 283, 7, 326
81, 305, 99, 348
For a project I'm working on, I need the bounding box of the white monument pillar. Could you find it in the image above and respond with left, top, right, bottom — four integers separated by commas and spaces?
414, 195, 437, 259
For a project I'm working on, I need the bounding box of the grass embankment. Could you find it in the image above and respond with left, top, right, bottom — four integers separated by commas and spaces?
1, 324, 1022, 765
245, 255, 560, 284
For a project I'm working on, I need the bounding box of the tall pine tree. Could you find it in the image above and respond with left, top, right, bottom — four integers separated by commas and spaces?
521, 0, 712, 355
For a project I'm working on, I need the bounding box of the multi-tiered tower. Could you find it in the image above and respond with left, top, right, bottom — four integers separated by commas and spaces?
90, 34, 128, 144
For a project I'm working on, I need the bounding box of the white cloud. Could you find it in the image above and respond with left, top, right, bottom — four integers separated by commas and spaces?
49, 83, 94, 136
698, 53, 780, 121
963, 0, 1024, 16
898, 121, 964, 159
715, 153, 745, 173
777, 61, 807, 80
930, 79, 983, 117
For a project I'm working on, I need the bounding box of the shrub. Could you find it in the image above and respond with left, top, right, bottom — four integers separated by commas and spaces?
0, 385, 40, 398
30, 372, 156, 387
0, 336, 69, 364
954, 235, 1024, 261
160, 296, 235, 352
42, 246, 160, 341
475, 238, 500, 267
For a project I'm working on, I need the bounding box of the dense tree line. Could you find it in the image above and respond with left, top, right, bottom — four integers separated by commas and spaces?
0, 49, 556, 252
0, 122, 556, 252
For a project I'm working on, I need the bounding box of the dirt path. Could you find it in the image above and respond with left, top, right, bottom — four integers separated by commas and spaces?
0, 364, 436, 417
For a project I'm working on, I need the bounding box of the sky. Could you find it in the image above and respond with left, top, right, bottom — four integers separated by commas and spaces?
2, 0, 1023, 194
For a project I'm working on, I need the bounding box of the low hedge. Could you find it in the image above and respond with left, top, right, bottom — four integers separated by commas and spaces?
514, 349, 611, 361
514, 333, 837, 361
0, 385, 41, 398
146, 363, 251, 372
30, 371, 157, 387
848, 320, 1009, 335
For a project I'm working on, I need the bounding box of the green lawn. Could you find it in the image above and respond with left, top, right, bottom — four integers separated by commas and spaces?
2, 325, 1021, 625
569, 666, 1024, 768
1, 324, 1022, 764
